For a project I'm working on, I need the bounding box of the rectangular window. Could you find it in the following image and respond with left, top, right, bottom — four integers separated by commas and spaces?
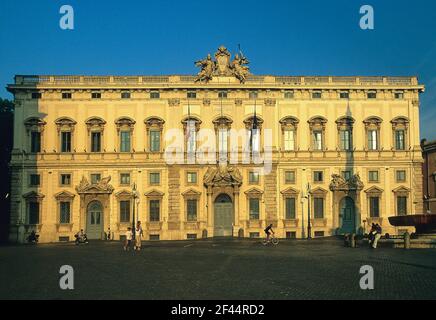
249, 129, 260, 153
149, 130, 161, 152
91, 92, 101, 99
187, 172, 197, 184
340, 91, 349, 99
91, 132, 101, 152
249, 91, 258, 99
284, 90, 294, 99
61, 131, 71, 152
187, 91, 197, 99
249, 198, 260, 220
187, 199, 197, 221
28, 202, 39, 224
284, 130, 295, 151
314, 231, 325, 237
150, 91, 160, 99
120, 131, 131, 152
368, 171, 379, 182
312, 91, 322, 99
62, 92, 72, 99
367, 92, 377, 99
286, 232, 296, 239
368, 130, 378, 150
120, 200, 130, 223
149, 172, 160, 185
340, 130, 351, 151
395, 130, 405, 150
121, 91, 131, 99
249, 171, 260, 184
285, 171, 295, 184
249, 232, 260, 238
150, 200, 160, 222
218, 91, 228, 99
314, 198, 324, 219
149, 234, 160, 241
186, 123, 197, 154
60, 174, 71, 186
397, 196, 407, 216
394, 91, 404, 100
369, 197, 380, 217
29, 174, 40, 186
313, 171, 323, 182
396, 170, 406, 182
30, 131, 41, 153
31, 92, 41, 99
120, 173, 130, 185
90, 174, 101, 184
60, 201, 71, 224
313, 131, 323, 150
285, 198, 296, 219
187, 234, 197, 239
218, 129, 228, 154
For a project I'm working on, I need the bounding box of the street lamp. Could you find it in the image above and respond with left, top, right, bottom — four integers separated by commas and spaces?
300, 194, 306, 239
132, 183, 140, 239
307, 182, 312, 239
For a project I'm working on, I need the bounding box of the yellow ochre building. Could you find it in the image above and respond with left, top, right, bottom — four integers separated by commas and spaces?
7, 46, 425, 243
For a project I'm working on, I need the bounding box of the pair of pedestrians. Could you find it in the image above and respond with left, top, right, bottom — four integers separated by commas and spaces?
124, 221, 143, 251
369, 223, 382, 249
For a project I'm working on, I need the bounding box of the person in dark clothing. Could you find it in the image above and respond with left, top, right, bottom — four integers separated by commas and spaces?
264, 224, 274, 242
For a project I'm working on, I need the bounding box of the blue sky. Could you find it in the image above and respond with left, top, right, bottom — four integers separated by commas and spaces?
0, 0, 435, 139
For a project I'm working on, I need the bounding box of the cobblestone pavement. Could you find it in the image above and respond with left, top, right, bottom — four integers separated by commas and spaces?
1, 239, 436, 300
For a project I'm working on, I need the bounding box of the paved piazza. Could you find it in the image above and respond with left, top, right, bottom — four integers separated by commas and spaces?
1, 239, 436, 300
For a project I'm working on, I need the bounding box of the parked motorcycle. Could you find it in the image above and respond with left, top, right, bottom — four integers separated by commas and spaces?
74, 230, 89, 245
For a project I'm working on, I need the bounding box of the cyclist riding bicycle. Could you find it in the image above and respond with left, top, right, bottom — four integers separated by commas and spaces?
264, 224, 275, 242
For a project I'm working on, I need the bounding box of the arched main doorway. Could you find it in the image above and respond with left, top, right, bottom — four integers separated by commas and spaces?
340, 197, 355, 234
214, 194, 233, 237
86, 201, 103, 239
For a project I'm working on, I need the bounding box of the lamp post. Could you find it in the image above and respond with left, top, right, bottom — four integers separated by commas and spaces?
300, 195, 306, 239
132, 183, 139, 239
307, 182, 312, 239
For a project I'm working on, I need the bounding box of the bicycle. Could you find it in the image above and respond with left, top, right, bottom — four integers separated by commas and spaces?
261, 235, 279, 246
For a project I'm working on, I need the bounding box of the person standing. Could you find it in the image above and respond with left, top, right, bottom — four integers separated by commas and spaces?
372, 223, 382, 249
134, 221, 143, 251
124, 227, 133, 251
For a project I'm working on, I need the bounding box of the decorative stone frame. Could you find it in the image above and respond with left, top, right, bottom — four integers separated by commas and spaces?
182, 189, 201, 225
335, 116, 354, 151
391, 116, 409, 151
54, 190, 75, 230
144, 117, 165, 153
392, 186, 410, 216
280, 187, 300, 225
182, 116, 202, 155
145, 190, 164, 228
364, 186, 384, 222
85, 117, 106, 153
363, 116, 382, 151
245, 187, 263, 224
185, 170, 199, 186
244, 115, 264, 153
23, 191, 45, 230
24, 117, 46, 153
310, 187, 328, 223
308, 116, 327, 151
213, 116, 233, 159
115, 117, 136, 152
55, 117, 77, 153
279, 116, 299, 151
115, 190, 134, 225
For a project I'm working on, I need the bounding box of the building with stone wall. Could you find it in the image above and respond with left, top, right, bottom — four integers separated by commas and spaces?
7, 47, 425, 243
422, 140, 436, 213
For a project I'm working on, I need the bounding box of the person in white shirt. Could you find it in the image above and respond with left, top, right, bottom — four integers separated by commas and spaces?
124, 227, 133, 251
134, 221, 143, 251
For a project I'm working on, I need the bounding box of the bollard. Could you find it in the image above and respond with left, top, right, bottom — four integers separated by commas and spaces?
350, 233, 356, 248
404, 231, 410, 249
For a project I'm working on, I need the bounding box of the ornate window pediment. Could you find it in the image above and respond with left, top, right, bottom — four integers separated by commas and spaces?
336, 116, 355, 129
54, 191, 75, 200
363, 116, 382, 128
145, 117, 165, 130
181, 116, 202, 131
279, 116, 299, 130
244, 187, 263, 198
55, 117, 77, 132
280, 187, 299, 196
392, 186, 410, 195
115, 117, 136, 131
115, 190, 134, 199
145, 189, 164, 198
310, 187, 328, 196
24, 117, 46, 132
308, 116, 327, 129
364, 186, 384, 195
244, 116, 264, 130
23, 191, 45, 200
182, 188, 201, 199
86, 117, 106, 132
213, 116, 233, 130
391, 116, 409, 129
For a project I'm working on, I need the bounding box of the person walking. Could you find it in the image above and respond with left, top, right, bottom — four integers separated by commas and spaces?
124, 227, 133, 251
368, 223, 376, 247
134, 221, 143, 251
372, 223, 382, 249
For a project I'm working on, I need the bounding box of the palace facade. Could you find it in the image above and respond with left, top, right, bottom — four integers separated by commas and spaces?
7, 47, 425, 243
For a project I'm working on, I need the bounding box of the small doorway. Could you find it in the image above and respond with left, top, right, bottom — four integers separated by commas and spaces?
86, 201, 103, 239
214, 194, 233, 237
340, 197, 355, 234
